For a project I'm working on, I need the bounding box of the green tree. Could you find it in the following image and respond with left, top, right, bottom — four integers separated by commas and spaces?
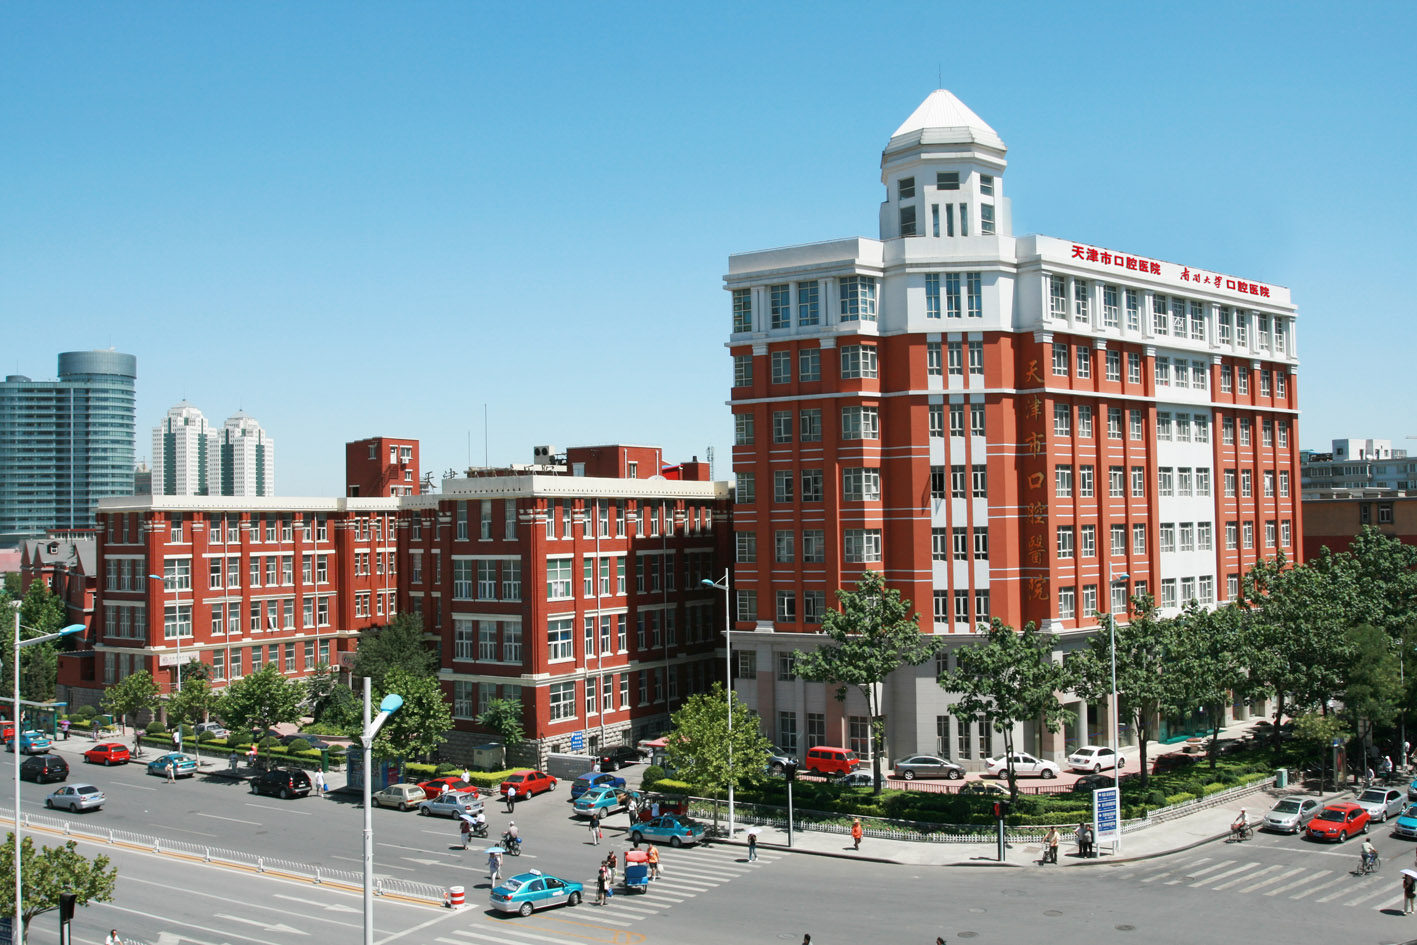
1291, 710, 1352, 791
665, 683, 771, 825
349, 613, 437, 694
0, 835, 116, 943
1072, 594, 1173, 787
1340, 527, 1417, 641
167, 677, 220, 734
217, 665, 302, 761
940, 619, 1073, 802
303, 664, 356, 726
367, 668, 453, 764
100, 670, 160, 735
4, 582, 69, 703
1342, 623, 1402, 766
478, 697, 524, 765
792, 571, 941, 793
1163, 602, 1252, 770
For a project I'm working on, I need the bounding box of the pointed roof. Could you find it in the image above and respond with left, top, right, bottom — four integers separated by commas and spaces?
886, 89, 1004, 153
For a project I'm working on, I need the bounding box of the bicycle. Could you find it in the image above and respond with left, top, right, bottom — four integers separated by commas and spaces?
1230, 823, 1254, 842
1358, 853, 1382, 876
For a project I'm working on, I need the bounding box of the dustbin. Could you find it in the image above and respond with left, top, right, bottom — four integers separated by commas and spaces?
1275, 768, 1288, 788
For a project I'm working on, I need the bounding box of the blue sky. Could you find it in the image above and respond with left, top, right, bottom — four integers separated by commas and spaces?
3, 2, 1413, 494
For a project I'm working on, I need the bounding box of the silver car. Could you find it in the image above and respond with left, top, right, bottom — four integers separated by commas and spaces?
1356, 787, 1407, 823
766, 746, 798, 775
418, 790, 484, 818
1262, 796, 1319, 833
892, 754, 965, 781
46, 783, 105, 813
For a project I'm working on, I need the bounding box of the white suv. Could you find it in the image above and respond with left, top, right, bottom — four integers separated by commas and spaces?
1068, 745, 1127, 773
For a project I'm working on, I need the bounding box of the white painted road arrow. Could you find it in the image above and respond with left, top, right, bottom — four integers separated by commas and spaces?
214, 914, 310, 936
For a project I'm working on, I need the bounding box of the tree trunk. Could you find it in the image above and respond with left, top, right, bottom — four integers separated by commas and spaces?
1271, 694, 1287, 758
866, 687, 885, 796
1003, 726, 1018, 803
1136, 710, 1151, 789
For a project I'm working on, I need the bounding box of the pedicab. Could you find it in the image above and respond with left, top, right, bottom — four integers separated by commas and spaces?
622, 849, 650, 893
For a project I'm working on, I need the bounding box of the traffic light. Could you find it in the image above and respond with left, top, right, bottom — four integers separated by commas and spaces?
992, 801, 1001, 819
783, 761, 798, 781
59, 892, 76, 923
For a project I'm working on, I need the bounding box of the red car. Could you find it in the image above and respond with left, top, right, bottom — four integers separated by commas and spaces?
418, 777, 478, 800
83, 742, 130, 766
1305, 802, 1370, 842
498, 770, 557, 799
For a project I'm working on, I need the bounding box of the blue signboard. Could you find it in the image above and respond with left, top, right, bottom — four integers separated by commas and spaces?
570, 731, 585, 751
1094, 785, 1121, 846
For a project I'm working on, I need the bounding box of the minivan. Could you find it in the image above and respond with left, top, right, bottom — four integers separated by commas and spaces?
804, 746, 860, 776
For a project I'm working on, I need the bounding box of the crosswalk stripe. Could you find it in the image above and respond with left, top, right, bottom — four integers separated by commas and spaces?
1189, 862, 1257, 888
1310, 875, 1358, 902
1238, 866, 1307, 893
657, 865, 740, 881
1342, 884, 1395, 908
653, 879, 717, 892
1139, 871, 1173, 884
1372, 896, 1405, 913
1139, 857, 1208, 884
1267, 869, 1331, 896
603, 900, 660, 916
1212, 864, 1284, 891
1166, 860, 1233, 884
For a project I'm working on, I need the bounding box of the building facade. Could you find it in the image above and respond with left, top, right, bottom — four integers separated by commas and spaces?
0, 351, 137, 545
152, 402, 213, 497
19, 537, 97, 632
1303, 492, 1417, 559
1300, 439, 1416, 496
346, 437, 421, 498
723, 90, 1301, 765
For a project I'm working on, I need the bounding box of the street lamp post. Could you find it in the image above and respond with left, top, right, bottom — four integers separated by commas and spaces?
148, 573, 187, 751
10, 602, 84, 945
360, 676, 402, 945
1108, 570, 1129, 857
701, 571, 733, 838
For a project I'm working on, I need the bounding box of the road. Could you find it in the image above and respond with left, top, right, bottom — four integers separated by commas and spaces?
8, 743, 1410, 944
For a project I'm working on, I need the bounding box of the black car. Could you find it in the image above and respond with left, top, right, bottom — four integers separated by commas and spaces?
597, 746, 643, 772
250, 767, 312, 799
1070, 773, 1117, 794
21, 754, 69, 784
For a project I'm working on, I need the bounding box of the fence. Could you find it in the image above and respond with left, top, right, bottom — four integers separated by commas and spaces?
0, 807, 447, 906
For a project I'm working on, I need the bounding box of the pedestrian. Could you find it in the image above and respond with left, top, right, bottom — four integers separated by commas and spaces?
488, 849, 502, 887
504, 783, 516, 813
647, 844, 660, 879
228, 751, 238, 774
651, 801, 660, 818
1083, 823, 1095, 858
1405, 873, 1416, 915
1075, 822, 1087, 858
1407, 740, 1413, 767
314, 769, 326, 797
802, 936, 811, 945
59, 718, 69, 740
462, 767, 471, 784
459, 817, 472, 850
1044, 826, 1060, 865
747, 831, 758, 862
590, 812, 602, 845
596, 864, 608, 905
106, 930, 120, 945
850, 818, 863, 851
592, 761, 601, 774
165, 759, 175, 783
606, 849, 617, 885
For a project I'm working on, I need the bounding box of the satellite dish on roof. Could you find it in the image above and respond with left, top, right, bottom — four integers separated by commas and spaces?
649, 475, 666, 481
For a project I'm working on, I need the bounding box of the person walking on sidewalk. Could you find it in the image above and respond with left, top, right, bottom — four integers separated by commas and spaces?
605, 850, 617, 886
595, 864, 609, 905
747, 831, 758, 862
589, 812, 602, 845
504, 784, 517, 813
1074, 822, 1087, 858
851, 818, 864, 851
647, 844, 660, 879
165, 759, 175, 783
488, 849, 502, 887
1404, 873, 1416, 914
459, 817, 472, 850
1044, 826, 1060, 864
313, 769, 326, 797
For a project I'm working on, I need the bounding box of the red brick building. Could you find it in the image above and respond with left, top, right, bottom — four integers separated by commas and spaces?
19, 537, 97, 631
346, 437, 421, 498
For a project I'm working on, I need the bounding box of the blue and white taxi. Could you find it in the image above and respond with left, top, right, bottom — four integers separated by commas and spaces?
490, 870, 583, 916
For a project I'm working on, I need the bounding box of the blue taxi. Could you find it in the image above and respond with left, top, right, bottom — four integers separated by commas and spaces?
568, 771, 626, 800
490, 870, 583, 916
573, 784, 636, 817
146, 751, 198, 778
1393, 804, 1417, 840
5, 731, 52, 754
628, 813, 707, 847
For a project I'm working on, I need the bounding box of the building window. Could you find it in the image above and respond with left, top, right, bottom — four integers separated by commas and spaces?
972, 464, 988, 498
927, 342, 943, 376
733, 354, 752, 387
798, 408, 822, 443
1050, 276, 1067, 318
967, 341, 984, 376
549, 681, 575, 721
1057, 526, 1074, 559
801, 469, 823, 502
938, 171, 959, 190
841, 406, 879, 440
1074, 280, 1090, 324
1054, 404, 1071, 437
732, 288, 752, 332
1058, 586, 1076, 619
1052, 342, 1069, 376
797, 282, 820, 326
1078, 405, 1092, 438
1131, 466, 1145, 498
950, 404, 965, 436
770, 351, 791, 384
776, 591, 797, 623
947, 341, 963, 376
925, 274, 941, 318
770, 284, 791, 329
839, 276, 878, 322
843, 468, 881, 502
798, 348, 821, 382
979, 203, 995, 234
967, 273, 982, 317
929, 404, 944, 437
1055, 465, 1072, 498
840, 345, 877, 379
803, 530, 825, 562
946, 273, 962, 317
844, 529, 882, 563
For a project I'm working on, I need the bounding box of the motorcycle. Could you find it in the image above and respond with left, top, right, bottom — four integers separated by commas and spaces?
502, 831, 522, 856
470, 820, 489, 839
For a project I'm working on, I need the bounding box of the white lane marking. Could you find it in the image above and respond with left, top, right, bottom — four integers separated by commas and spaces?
1189, 862, 1259, 887
98, 902, 287, 945
163, 825, 219, 838
246, 801, 312, 816
330, 853, 419, 873
1311, 875, 1361, 901
1166, 860, 1233, 885
194, 812, 261, 826
1343, 884, 1397, 908
1373, 895, 1406, 912
214, 913, 311, 936
1213, 863, 1284, 891
1238, 865, 1307, 893
1266, 869, 1331, 896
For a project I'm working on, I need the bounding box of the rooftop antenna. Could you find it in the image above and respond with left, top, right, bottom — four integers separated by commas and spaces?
484, 403, 488, 467
937, 64, 942, 88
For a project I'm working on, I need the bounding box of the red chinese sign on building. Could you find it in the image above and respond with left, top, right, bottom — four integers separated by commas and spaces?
1070, 243, 1272, 299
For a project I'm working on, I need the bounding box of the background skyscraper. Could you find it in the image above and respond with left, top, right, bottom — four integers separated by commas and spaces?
214, 411, 274, 497
151, 404, 274, 497
0, 350, 137, 544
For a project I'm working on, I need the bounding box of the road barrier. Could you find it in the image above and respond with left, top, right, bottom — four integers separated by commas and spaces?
0, 806, 446, 906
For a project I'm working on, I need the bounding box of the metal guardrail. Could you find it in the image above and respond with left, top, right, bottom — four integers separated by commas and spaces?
0, 807, 445, 906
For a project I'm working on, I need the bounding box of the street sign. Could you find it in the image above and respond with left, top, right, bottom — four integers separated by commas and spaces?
1094, 785, 1121, 848
158, 651, 200, 667
569, 731, 585, 751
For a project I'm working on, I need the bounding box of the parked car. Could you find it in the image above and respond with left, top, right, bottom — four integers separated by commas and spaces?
628, 813, 707, 847
146, 752, 197, 778
372, 783, 425, 811
1306, 802, 1370, 842
419, 790, 483, 818
1355, 787, 1407, 823
46, 783, 105, 813
83, 742, 130, 766
958, 780, 1007, 797
766, 746, 798, 776
834, 772, 874, 789
20, 754, 69, 784
573, 785, 637, 817
418, 777, 477, 800
279, 733, 331, 751
1153, 753, 1199, 774
1070, 774, 1117, 794
1263, 797, 1320, 834
250, 768, 312, 799
596, 746, 643, 772
570, 772, 627, 800
803, 746, 860, 776
892, 754, 965, 781
194, 722, 229, 739
498, 770, 557, 799
6, 730, 52, 754
490, 870, 583, 916
1067, 746, 1126, 773
1392, 804, 1417, 839
984, 752, 1059, 779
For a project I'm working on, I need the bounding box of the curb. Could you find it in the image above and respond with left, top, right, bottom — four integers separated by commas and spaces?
709, 837, 904, 866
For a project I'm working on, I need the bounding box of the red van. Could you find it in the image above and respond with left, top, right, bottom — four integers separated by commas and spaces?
804, 746, 860, 776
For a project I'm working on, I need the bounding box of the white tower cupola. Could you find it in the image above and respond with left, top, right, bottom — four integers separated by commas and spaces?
879, 89, 1010, 241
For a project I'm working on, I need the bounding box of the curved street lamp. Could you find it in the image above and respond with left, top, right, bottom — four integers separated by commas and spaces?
701, 572, 734, 838
9, 601, 84, 943
361, 679, 402, 945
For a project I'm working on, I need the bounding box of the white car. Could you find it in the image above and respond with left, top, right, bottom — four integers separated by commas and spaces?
46, 783, 105, 813
1068, 746, 1127, 773
1262, 796, 1319, 834
984, 752, 1059, 779
1355, 786, 1407, 823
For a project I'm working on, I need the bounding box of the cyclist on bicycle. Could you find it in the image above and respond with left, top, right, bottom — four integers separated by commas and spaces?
1230, 808, 1250, 841
1361, 837, 1378, 873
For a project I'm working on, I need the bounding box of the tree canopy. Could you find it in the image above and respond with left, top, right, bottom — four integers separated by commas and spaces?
366, 668, 453, 763
665, 683, 771, 799
792, 571, 941, 793
217, 665, 303, 754
348, 613, 437, 694
100, 670, 160, 734
0, 835, 116, 942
